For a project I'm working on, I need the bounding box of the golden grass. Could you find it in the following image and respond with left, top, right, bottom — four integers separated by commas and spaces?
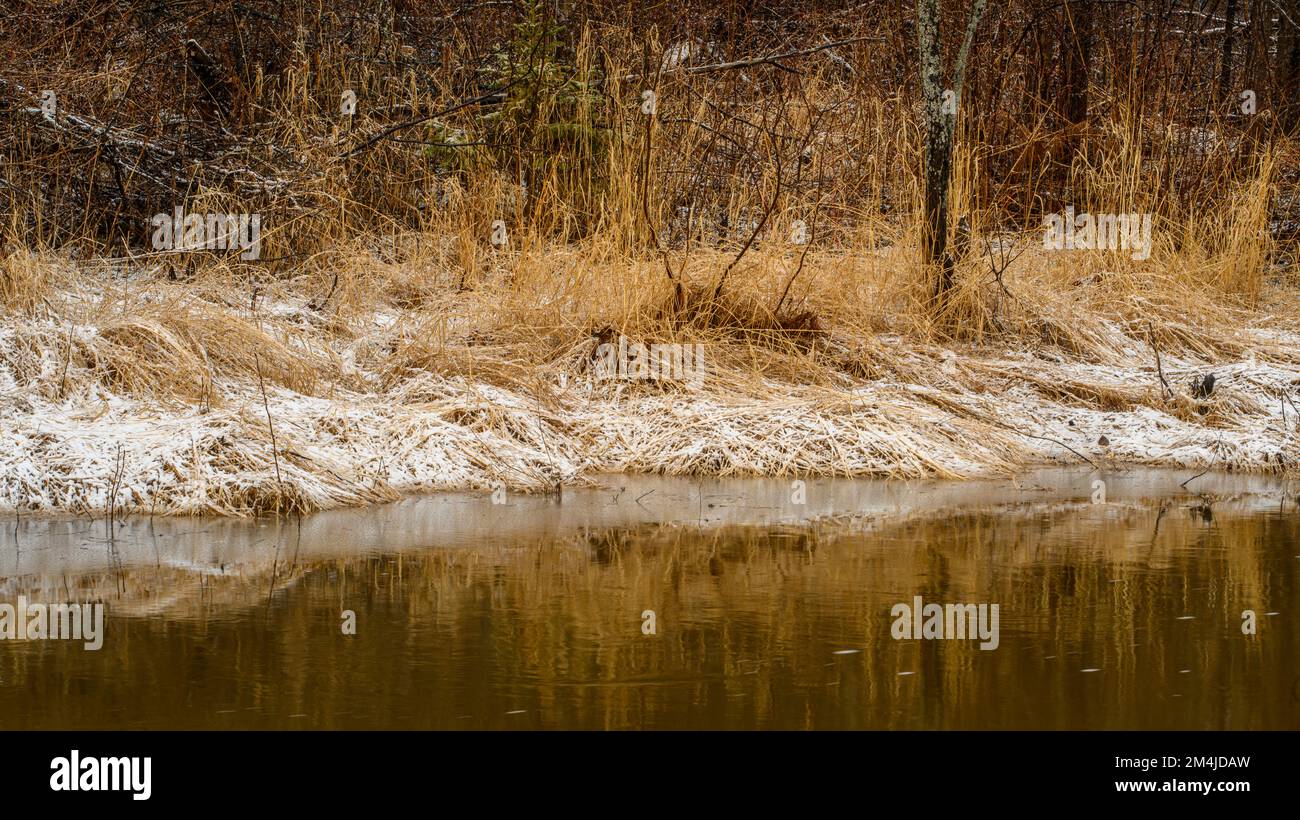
1, 11, 1297, 515
0, 210, 1297, 518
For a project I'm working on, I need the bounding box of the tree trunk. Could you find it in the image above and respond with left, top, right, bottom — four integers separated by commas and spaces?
917, 0, 950, 298
1220, 0, 1238, 107
917, 0, 988, 304
1062, 0, 1092, 127
1286, 1, 1300, 131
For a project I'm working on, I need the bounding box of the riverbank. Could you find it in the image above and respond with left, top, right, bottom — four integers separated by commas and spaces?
2, 249, 1299, 516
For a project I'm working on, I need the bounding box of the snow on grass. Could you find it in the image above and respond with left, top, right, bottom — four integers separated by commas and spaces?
2, 282, 1299, 516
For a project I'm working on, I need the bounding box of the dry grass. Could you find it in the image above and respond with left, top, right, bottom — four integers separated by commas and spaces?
2, 2, 1298, 515
2, 209, 1299, 517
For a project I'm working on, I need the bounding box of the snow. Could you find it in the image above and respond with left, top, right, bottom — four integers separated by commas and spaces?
3, 282, 1300, 516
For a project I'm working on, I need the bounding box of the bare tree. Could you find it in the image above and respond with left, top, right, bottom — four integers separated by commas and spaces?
1061, 0, 1093, 129
1284, 0, 1300, 130
917, 0, 988, 305
1220, 0, 1239, 107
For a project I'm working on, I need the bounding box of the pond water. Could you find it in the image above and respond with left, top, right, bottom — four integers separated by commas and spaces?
1, 468, 1297, 729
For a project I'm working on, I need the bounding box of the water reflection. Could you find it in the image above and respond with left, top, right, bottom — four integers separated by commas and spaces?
0, 471, 1296, 729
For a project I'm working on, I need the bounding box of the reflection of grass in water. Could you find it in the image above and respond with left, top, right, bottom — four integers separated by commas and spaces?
1, 501, 1297, 729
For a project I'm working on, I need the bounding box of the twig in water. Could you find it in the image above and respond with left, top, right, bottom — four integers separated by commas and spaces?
1181, 466, 1212, 488
106, 445, 127, 594
1181, 445, 1218, 488
107, 444, 126, 534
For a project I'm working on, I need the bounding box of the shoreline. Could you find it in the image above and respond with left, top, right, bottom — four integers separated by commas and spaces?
3, 263, 1300, 517
3, 337, 1299, 517
8, 464, 1297, 569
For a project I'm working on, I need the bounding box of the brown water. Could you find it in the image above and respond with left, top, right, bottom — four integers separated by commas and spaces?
1, 468, 1297, 729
